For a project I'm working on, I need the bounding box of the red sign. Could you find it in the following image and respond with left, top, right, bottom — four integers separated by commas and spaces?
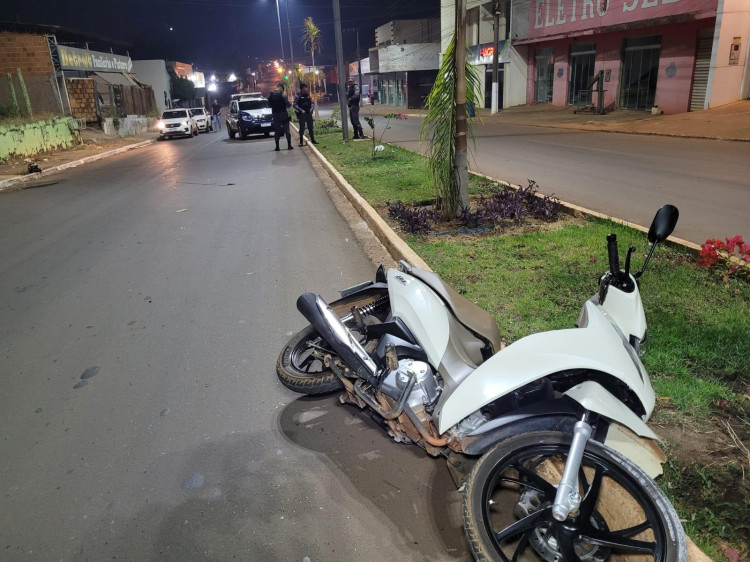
526, 0, 716, 40
480, 46, 495, 58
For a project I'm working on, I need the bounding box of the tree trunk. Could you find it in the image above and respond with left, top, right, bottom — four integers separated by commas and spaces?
454, 0, 469, 215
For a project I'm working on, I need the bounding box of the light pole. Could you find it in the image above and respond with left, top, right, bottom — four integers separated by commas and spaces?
251, 72, 257, 90
282, 0, 297, 92
275, 0, 285, 59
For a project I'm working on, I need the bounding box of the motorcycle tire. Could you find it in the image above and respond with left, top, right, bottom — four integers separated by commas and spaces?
277, 325, 345, 395
462, 431, 687, 562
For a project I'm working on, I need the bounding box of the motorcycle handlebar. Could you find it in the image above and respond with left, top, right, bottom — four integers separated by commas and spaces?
607, 234, 620, 275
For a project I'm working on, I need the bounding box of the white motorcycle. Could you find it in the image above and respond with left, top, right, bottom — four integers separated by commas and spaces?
278, 205, 687, 562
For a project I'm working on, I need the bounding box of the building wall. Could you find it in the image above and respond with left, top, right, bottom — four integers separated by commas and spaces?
506, 44, 529, 107
132, 60, 171, 114
376, 19, 440, 46
0, 117, 78, 160
524, 20, 712, 113
65, 78, 97, 122
379, 44, 440, 73
0, 32, 54, 77
707, 0, 750, 107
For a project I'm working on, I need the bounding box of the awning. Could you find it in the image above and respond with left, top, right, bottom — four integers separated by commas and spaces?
93, 72, 139, 86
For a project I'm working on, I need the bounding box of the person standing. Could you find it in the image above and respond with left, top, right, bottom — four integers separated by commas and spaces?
347, 78, 364, 140
293, 83, 318, 146
268, 82, 293, 151
211, 99, 222, 131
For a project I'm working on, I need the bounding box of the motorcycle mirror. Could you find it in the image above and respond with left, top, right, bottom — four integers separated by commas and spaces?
647, 204, 679, 244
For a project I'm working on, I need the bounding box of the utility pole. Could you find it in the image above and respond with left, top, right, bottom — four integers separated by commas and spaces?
491, 0, 500, 114
284, 0, 296, 92
275, 0, 285, 59
333, 0, 349, 141
455, 0, 469, 212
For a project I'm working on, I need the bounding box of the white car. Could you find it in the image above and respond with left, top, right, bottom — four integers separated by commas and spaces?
189, 107, 212, 133
157, 109, 198, 140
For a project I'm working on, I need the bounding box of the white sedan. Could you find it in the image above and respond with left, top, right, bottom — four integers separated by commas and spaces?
157, 109, 198, 139
189, 107, 212, 133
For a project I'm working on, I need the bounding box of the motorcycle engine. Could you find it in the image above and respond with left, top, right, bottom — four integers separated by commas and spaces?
380, 358, 440, 409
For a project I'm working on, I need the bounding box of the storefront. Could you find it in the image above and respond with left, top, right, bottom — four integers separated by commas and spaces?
517, 0, 717, 113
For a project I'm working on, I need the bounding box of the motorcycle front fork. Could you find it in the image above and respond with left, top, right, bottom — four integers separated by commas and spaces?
551, 412, 592, 521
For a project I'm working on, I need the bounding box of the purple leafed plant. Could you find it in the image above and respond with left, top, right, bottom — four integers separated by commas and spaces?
387, 200, 433, 234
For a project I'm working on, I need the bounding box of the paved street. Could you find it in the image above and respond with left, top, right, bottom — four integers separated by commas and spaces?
0, 132, 468, 561
358, 110, 750, 244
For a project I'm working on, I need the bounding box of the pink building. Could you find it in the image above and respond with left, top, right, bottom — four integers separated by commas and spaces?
513, 0, 748, 114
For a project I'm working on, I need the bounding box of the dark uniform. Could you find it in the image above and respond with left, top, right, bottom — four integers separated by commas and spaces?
268, 88, 293, 150
347, 80, 364, 139
293, 89, 318, 146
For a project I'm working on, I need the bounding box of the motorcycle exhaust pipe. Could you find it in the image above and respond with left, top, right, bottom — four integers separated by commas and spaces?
296, 293, 380, 385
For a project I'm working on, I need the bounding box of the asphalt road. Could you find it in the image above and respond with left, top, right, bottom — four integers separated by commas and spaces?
0, 131, 468, 561
371, 114, 750, 244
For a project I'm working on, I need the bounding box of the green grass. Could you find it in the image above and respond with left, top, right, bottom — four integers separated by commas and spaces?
313, 126, 486, 206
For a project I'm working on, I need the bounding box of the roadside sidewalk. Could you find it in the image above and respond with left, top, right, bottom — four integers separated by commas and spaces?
355, 99, 750, 141
0, 127, 157, 191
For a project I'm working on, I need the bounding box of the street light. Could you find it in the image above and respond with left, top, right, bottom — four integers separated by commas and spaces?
228, 73, 237, 82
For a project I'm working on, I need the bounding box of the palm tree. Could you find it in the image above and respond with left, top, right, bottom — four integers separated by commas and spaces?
421, 34, 481, 220
301, 17, 323, 118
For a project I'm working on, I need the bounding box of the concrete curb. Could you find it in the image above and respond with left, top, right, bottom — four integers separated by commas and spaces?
296, 125, 432, 271
468, 170, 702, 253
0, 138, 155, 192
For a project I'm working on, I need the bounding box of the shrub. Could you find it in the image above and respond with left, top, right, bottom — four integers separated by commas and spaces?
387, 200, 433, 234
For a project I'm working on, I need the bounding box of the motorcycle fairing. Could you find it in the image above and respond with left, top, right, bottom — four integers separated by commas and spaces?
434, 300, 656, 435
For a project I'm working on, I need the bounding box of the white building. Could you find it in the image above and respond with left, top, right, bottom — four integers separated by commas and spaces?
131, 60, 172, 114
440, 1, 528, 110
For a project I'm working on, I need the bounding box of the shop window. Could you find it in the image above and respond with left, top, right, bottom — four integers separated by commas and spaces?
619, 35, 662, 111
535, 48, 554, 103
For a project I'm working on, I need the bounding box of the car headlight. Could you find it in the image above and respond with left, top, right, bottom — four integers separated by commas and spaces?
182, 120, 188, 127
157, 121, 165, 130
241, 114, 253, 121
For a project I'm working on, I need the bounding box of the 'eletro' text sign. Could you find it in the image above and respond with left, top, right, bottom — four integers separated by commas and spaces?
528, 0, 716, 39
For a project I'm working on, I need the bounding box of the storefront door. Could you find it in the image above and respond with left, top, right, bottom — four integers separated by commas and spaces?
534, 48, 554, 103
568, 43, 596, 105
620, 36, 662, 111
485, 66, 504, 109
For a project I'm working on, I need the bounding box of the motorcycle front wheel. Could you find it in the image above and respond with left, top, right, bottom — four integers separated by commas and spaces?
462, 431, 687, 562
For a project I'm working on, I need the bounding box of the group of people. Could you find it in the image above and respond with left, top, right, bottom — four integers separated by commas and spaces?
209, 77, 369, 151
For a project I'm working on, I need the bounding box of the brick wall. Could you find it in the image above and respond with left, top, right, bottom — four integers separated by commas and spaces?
0, 32, 54, 77
65, 78, 97, 122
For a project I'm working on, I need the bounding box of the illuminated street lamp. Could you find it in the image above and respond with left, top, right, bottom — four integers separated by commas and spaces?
228, 73, 237, 82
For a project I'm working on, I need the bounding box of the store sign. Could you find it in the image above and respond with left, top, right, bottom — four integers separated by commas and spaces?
527, 0, 716, 39
469, 41, 511, 65
58, 45, 133, 73
189, 72, 206, 88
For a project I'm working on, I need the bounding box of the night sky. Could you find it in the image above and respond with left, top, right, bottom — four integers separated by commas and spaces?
0, 0, 440, 74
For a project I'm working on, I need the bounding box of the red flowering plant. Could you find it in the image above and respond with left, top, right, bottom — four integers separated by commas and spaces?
697, 235, 750, 278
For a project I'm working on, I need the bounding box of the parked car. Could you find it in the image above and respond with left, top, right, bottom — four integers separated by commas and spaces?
157, 109, 198, 139
226, 96, 273, 139
189, 107, 212, 133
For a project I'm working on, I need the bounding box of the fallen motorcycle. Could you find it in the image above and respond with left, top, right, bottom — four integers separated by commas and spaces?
278, 205, 687, 562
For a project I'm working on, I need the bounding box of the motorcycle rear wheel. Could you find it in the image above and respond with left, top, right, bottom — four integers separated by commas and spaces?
462, 431, 687, 562
277, 320, 379, 395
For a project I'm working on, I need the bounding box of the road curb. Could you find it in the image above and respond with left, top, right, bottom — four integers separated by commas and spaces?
297, 127, 432, 271
468, 170, 702, 253
0, 138, 155, 192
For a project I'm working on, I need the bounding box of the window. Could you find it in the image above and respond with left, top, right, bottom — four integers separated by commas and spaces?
535, 48, 554, 103
569, 43, 596, 105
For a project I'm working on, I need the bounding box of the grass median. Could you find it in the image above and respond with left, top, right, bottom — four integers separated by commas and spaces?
311, 124, 750, 558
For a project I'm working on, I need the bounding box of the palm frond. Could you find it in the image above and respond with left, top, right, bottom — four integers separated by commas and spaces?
420, 34, 481, 219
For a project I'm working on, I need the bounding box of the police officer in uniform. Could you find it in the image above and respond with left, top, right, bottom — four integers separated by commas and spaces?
347, 78, 364, 140
268, 82, 293, 151
293, 83, 318, 146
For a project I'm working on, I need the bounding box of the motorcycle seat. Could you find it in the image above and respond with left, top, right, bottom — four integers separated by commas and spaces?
409, 266, 503, 355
